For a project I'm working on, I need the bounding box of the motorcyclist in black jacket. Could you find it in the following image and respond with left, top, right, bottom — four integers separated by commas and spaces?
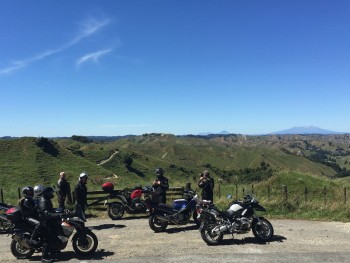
74, 172, 88, 214
152, 168, 169, 204
18, 186, 42, 247
36, 186, 62, 263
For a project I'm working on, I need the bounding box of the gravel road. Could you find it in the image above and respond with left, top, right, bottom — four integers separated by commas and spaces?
1, 216, 350, 263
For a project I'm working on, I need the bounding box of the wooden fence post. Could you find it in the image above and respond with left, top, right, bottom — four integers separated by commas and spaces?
251, 184, 254, 195
242, 187, 245, 197
235, 182, 238, 200
344, 187, 347, 205
18, 188, 21, 199
304, 187, 308, 202
267, 186, 270, 199
0, 188, 3, 204
185, 182, 191, 191
322, 187, 327, 206
282, 185, 288, 201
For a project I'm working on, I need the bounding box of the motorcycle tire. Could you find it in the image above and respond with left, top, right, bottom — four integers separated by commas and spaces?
200, 224, 224, 245
252, 218, 274, 242
107, 202, 124, 220
149, 214, 169, 232
72, 230, 98, 256
10, 239, 35, 259
0, 218, 12, 233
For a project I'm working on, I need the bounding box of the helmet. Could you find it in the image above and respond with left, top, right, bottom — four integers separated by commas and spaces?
155, 168, 163, 176
243, 195, 252, 203
79, 172, 88, 180
42, 187, 55, 199
34, 185, 44, 196
22, 186, 34, 198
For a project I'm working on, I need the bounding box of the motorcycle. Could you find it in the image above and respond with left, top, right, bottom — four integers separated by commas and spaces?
148, 189, 201, 232
0, 203, 13, 233
6, 205, 98, 259
197, 195, 274, 245
107, 185, 154, 220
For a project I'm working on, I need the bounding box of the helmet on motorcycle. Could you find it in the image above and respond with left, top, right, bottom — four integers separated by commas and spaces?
22, 186, 34, 198
79, 172, 88, 180
34, 185, 44, 196
42, 187, 55, 199
243, 195, 252, 203
155, 168, 164, 176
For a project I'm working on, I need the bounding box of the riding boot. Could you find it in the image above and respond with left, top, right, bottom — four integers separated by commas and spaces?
41, 243, 53, 263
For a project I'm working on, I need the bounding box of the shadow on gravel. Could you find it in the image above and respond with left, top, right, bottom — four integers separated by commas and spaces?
29, 249, 114, 262
107, 215, 149, 221
164, 224, 199, 234
89, 223, 126, 230
30, 249, 114, 262
217, 234, 287, 246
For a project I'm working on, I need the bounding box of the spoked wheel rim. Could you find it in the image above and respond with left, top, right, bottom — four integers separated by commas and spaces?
253, 219, 274, 241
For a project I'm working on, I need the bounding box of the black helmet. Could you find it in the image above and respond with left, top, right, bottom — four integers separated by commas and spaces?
22, 186, 34, 198
42, 187, 55, 199
155, 168, 164, 176
243, 195, 252, 203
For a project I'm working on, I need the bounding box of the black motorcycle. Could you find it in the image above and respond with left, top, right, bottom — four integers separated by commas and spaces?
197, 195, 274, 245
107, 186, 154, 220
6, 205, 98, 259
148, 190, 201, 232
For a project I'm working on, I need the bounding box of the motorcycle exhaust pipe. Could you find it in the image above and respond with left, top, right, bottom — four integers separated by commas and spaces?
12, 235, 32, 249
156, 215, 169, 222
216, 225, 231, 234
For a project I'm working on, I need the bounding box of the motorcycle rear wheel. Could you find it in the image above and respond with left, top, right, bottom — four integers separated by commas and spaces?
149, 214, 169, 232
107, 202, 124, 220
72, 230, 98, 256
10, 239, 35, 259
252, 218, 274, 242
200, 224, 224, 245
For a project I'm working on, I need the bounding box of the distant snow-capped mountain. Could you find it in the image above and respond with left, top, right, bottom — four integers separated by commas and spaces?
271, 126, 345, 135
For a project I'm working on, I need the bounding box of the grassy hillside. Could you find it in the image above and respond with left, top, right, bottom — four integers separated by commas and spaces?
1, 134, 349, 215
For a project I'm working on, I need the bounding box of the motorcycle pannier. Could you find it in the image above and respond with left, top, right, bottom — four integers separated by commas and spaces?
102, 182, 114, 192
6, 207, 22, 222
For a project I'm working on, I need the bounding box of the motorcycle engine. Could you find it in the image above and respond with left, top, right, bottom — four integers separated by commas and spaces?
240, 217, 252, 230
135, 203, 145, 209
61, 222, 75, 236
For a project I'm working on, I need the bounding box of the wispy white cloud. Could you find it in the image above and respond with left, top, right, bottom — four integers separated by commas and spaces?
0, 17, 111, 75
76, 49, 112, 68
70, 17, 110, 45
0, 61, 26, 74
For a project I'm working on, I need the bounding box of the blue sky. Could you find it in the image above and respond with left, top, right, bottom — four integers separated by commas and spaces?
1, 0, 349, 137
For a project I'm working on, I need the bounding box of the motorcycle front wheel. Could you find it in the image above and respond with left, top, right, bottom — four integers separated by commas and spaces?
149, 214, 169, 232
10, 239, 35, 259
200, 224, 224, 245
252, 218, 274, 242
72, 230, 98, 256
107, 202, 124, 220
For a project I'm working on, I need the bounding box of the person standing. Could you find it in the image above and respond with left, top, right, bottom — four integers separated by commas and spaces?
74, 172, 88, 213
198, 170, 215, 202
36, 187, 62, 263
57, 171, 71, 209
153, 168, 169, 204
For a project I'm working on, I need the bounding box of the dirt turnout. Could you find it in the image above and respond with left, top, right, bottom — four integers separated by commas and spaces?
1, 217, 350, 262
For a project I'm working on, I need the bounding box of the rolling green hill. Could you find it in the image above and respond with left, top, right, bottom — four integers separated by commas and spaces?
1, 134, 349, 206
